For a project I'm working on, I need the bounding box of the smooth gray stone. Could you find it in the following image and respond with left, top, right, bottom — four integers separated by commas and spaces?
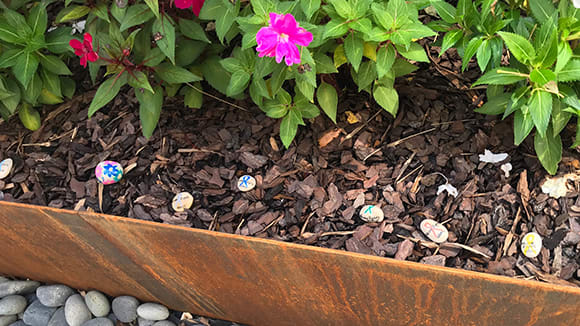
36, 285, 75, 308
105, 313, 116, 323
137, 318, 155, 326
81, 318, 113, 326
84, 292, 109, 318
8, 320, 26, 326
0, 315, 16, 326
47, 308, 67, 326
22, 300, 57, 326
0, 295, 27, 315
0, 278, 9, 284
111, 296, 138, 323
64, 295, 91, 326
153, 321, 176, 326
0, 281, 40, 298
136, 304, 168, 321
25, 293, 38, 304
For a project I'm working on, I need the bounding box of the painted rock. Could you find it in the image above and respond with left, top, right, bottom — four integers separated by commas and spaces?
237, 175, 256, 192
0, 158, 13, 180
171, 192, 194, 212
95, 161, 123, 185
359, 205, 384, 223
521, 232, 542, 258
420, 219, 449, 243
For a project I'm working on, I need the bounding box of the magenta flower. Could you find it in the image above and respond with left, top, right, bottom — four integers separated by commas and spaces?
174, 0, 205, 16
256, 13, 313, 66
69, 33, 98, 68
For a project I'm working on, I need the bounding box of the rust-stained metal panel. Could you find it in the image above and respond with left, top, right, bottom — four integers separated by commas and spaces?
0, 201, 578, 326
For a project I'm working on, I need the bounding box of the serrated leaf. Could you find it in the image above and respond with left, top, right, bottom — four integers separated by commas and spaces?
137, 85, 163, 139
120, 4, 154, 31
530, 69, 556, 86
557, 59, 580, 82
301, 0, 321, 20
183, 83, 203, 109
441, 29, 462, 54
552, 97, 571, 135
461, 36, 483, 71
376, 44, 395, 79
555, 42, 572, 73
226, 70, 251, 96
476, 39, 491, 72
534, 125, 561, 175
529, 0, 556, 24
152, 16, 175, 64
430, 0, 456, 23
179, 19, 211, 43
324, 19, 349, 39
88, 74, 127, 117
374, 85, 399, 116
472, 68, 528, 86
344, 33, 364, 71
497, 31, 536, 64
529, 89, 552, 137
475, 93, 510, 115
127, 71, 154, 94
514, 109, 534, 145
280, 109, 300, 148
156, 63, 201, 84
392, 58, 418, 77
317, 82, 337, 123
396, 43, 429, 62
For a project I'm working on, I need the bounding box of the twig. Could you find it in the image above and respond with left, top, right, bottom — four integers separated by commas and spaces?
178, 148, 224, 156
262, 214, 284, 234
21, 142, 53, 147
300, 212, 315, 237
342, 110, 382, 142
319, 231, 355, 237
386, 128, 436, 148
186, 82, 249, 112
395, 152, 416, 183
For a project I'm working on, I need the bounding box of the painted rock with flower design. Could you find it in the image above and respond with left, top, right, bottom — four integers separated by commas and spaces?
95, 161, 124, 185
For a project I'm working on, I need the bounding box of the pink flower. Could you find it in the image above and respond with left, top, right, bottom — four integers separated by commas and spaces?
256, 13, 313, 66
69, 33, 98, 68
174, 0, 205, 16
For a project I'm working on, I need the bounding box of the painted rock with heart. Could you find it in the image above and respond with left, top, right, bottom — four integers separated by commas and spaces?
420, 219, 449, 243
172, 192, 194, 212
359, 205, 384, 223
0, 158, 13, 180
95, 161, 124, 185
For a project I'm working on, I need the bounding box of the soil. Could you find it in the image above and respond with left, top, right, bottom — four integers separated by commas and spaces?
1, 47, 580, 287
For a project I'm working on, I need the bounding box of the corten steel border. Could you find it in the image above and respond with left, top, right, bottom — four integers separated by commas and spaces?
0, 201, 579, 325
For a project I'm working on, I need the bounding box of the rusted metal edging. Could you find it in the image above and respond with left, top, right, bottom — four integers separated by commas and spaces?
0, 201, 578, 325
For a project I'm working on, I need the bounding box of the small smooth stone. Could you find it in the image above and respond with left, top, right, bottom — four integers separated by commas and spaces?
237, 175, 256, 192
0, 315, 16, 326
84, 291, 110, 317
138, 317, 155, 326
23, 300, 57, 326
36, 285, 75, 307
0, 159, 13, 180
171, 192, 194, 212
153, 321, 176, 326
0, 295, 27, 315
95, 161, 124, 185
359, 205, 384, 223
521, 232, 542, 258
136, 303, 169, 321
64, 295, 92, 326
8, 320, 26, 326
420, 219, 449, 243
0, 277, 9, 284
47, 308, 67, 326
111, 296, 139, 323
81, 318, 113, 326
0, 281, 40, 298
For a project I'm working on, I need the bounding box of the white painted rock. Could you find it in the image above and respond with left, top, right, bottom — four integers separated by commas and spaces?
237, 175, 256, 192
420, 219, 449, 243
0, 158, 13, 180
521, 232, 542, 258
171, 192, 193, 212
95, 161, 123, 185
359, 205, 384, 223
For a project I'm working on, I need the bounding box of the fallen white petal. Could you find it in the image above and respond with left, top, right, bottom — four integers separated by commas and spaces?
71, 20, 86, 34
541, 173, 580, 199
500, 163, 512, 178
479, 149, 509, 163
437, 183, 458, 197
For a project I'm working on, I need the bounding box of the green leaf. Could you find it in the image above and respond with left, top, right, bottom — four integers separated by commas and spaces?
392, 58, 418, 77
373, 85, 399, 116
201, 57, 230, 95
555, 42, 572, 73
344, 33, 364, 71
27, 3, 47, 37
128, 71, 154, 94
529, 0, 556, 24
0, 21, 24, 43
0, 49, 22, 68
18, 103, 41, 131
529, 89, 552, 137
557, 59, 580, 82
497, 31, 536, 64
55, 5, 90, 23
430, 0, 456, 24
46, 27, 73, 54
1, 78, 21, 113
263, 100, 289, 118
461, 36, 483, 71
552, 97, 571, 135
39, 55, 72, 75
280, 110, 299, 148
504, 86, 530, 119
120, 4, 154, 32
13, 52, 39, 88
396, 43, 429, 63
475, 92, 510, 115
179, 19, 211, 43
137, 85, 163, 139
88, 74, 127, 117
227, 71, 251, 96
376, 44, 396, 79
301, 0, 321, 20
144, 0, 160, 18
22, 73, 41, 105
152, 15, 175, 64
328, 0, 353, 19
534, 125, 561, 175
314, 54, 337, 74
441, 29, 462, 54
530, 69, 556, 86
476, 39, 491, 72
534, 18, 558, 67
183, 83, 203, 109
156, 63, 201, 84
61, 77, 75, 99
92, 3, 110, 23
390, 22, 435, 46
355, 61, 377, 92
317, 82, 338, 123
40, 69, 62, 97
472, 68, 528, 86
323, 19, 349, 39
514, 108, 534, 145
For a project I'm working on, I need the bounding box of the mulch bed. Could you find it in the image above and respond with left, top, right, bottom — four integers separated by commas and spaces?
1, 47, 580, 287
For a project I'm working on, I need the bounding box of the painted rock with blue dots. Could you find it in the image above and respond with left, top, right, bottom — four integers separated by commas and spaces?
237, 175, 256, 192
359, 205, 384, 223
95, 161, 124, 185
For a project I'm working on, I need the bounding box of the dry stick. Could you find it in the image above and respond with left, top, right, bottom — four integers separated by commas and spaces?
208, 212, 219, 231
430, 119, 478, 126
502, 207, 522, 258
395, 152, 416, 183
300, 211, 316, 237
21, 142, 53, 147
235, 218, 245, 233
319, 230, 355, 237
262, 214, 284, 234
177, 148, 224, 156
397, 165, 423, 185
386, 128, 436, 148
342, 110, 382, 142
186, 83, 249, 112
